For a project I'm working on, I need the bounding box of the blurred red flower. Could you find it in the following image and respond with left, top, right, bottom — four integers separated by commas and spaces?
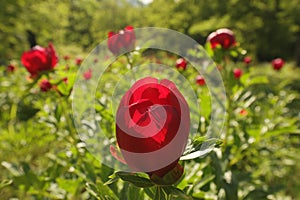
39, 79, 52, 92
108, 26, 135, 55
63, 55, 70, 61
83, 69, 92, 80
175, 58, 187, 70
239, 109, 248, 116
233, 68, 243, 79
115, 77, 190, 184
272, 58, 284, 70
196, 75, 206, 86
207, 28, 236, 49
75, 57, 83, 66
243, 56, 252, 65
21, 43, 58, 77
7, 64, 16, 73
62, 77, 68, 84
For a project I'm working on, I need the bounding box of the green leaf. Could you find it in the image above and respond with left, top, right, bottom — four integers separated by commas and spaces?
241, 75, 269, 87
0, 179, 13, 190
17, 102, 40, 121
115, 171, 155, 188
56, 178, 82, 195
54, 104, 62, 122
181, 138, 222, 160
192, 191, 206, 198
104, 174, 119, 185
195, 175, 215, 189
144, 187, 156, 199
154, 186, 167, 200
229, 50, 238, 58
128, 184, 144, 200
163, 186, 192, 199
1, 161, 23, 176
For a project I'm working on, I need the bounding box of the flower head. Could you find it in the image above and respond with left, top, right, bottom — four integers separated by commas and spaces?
196, 75, 206, 86
39, 79, 52, 92
207, 28, 236, 49
115, 77, 190, 184
272, 58, 284, 70
233, 68, 243, 79
7, 64, 16, 73
243, 56, 252, 65
83, 69, 92, 80
75, 57, 83, 66
108, 26, 135, 55
175, 58, 187, 70
21, 43, 58, 77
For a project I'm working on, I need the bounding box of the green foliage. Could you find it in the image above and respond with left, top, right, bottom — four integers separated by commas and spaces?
1, 43, 300, 199
1, 3, 300, 198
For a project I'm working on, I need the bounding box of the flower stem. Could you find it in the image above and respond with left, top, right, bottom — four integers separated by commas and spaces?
125, 53, 136, 81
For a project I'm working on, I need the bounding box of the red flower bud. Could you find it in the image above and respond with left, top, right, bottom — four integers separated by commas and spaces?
21, 43, 58, 77
175, 58, 187, 70
63, 55, 70, 61
62, 77, 68, 84
239, 109, 248, 116
83, 69, 92, 80
233, 68, 243, 79
115, 77, 190, 183
243, 56, 252, 65
207, 28, 236, 49
272, 58, 284, 70
196, 75, 205, 86
75, 57, 83, 66
108, 26, 135, 55
7, 64, 16, 73
39, 79, 52, 92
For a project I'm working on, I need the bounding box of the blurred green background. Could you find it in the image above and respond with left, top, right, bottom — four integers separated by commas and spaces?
1, 0, 300, 199
1, 0, 300, 65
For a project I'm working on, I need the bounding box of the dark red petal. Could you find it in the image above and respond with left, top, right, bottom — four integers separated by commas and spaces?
116, 105, 180, 153
47, 43, 58, 68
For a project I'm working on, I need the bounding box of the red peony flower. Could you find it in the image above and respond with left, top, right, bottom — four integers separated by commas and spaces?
272, 58, 284, 70
243, 56, 252, 65
21, 43, 58, 77
175, 58, 187, 70
75, 57, 83, 66
115, 77, 190, 184
7, 64, 16, 73
207, 28, 236, 49
233, 68, 243, 79
39, 79, 52, 92
196, 75, 206, 86
83, 69, 92, 80
108, 26, 135, 55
